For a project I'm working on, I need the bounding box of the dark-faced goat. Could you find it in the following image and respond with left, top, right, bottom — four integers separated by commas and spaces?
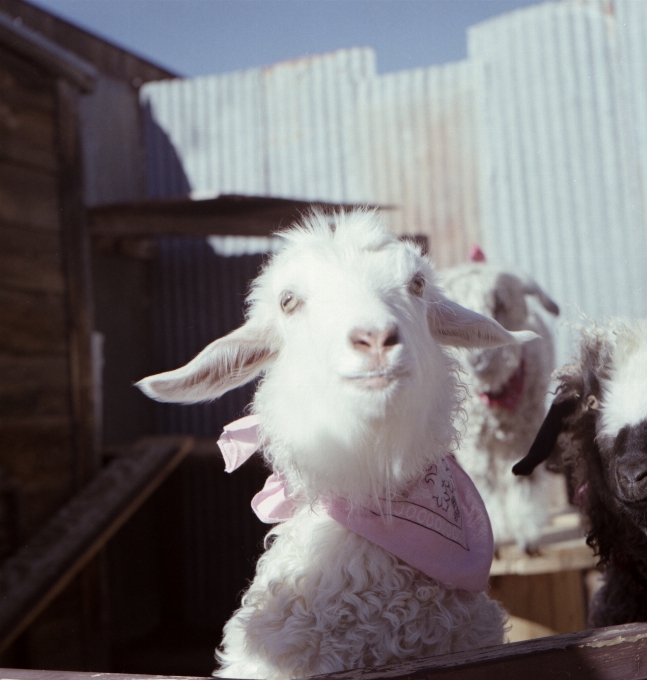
514, 319, 647, 626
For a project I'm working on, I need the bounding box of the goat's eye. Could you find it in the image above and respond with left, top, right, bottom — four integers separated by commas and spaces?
409, 275, 425, 297
280, 291, 299, 314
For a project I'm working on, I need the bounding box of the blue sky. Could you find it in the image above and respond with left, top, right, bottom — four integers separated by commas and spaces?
30, 0, 545, 76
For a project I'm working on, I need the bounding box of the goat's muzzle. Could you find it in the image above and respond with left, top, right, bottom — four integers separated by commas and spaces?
349, 324, 400, 371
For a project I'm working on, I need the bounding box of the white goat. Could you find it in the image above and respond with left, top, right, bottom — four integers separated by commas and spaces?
138, 212, 536, 679
440, 259, 567, 550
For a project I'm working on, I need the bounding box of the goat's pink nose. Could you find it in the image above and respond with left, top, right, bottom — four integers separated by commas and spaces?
349, 325, 400, 354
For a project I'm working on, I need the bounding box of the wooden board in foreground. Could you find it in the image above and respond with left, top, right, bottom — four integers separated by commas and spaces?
0, 435, 194, 654
0, 623, 647, 680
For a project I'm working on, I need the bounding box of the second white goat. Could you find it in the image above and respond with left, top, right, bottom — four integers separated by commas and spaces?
441, 259, 567, 550
138, 212, 536, 679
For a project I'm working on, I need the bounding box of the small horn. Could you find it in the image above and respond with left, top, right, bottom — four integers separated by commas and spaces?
512, 397, 578, 475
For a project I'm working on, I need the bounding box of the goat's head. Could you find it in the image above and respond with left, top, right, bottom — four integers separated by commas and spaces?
138, 211, 537, 501
441, 263, 558, 409
514, 320, 647, 530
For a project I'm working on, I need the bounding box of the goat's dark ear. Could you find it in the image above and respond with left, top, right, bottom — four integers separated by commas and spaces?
512, 397, 578, 475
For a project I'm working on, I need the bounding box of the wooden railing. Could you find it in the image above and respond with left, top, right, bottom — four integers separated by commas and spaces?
1, 623, 647, 680
0, 436, 194, 654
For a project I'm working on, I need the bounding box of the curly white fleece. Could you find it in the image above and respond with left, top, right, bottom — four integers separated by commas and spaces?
216, 507, 506, 680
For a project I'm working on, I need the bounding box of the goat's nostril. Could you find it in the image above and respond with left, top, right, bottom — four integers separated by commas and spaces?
384, 328, 400, 348
636, 469, 647, 483
350, 326, 400, 354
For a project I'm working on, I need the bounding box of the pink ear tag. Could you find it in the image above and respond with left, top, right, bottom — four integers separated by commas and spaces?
469, 245, 486, 262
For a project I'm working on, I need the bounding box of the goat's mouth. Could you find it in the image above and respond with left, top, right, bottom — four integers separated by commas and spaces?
343, 369, 407, 390
478, 358, 526, 412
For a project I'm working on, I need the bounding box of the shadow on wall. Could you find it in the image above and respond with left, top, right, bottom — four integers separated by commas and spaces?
141, 100, 192, 200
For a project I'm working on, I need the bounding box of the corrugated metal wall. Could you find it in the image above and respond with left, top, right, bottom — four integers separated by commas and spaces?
468, 0, 647, 361
140, 49, 482, 267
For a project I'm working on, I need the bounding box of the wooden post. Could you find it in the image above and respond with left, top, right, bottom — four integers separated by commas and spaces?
56, 77, 104, 669
56, 78, 98, 488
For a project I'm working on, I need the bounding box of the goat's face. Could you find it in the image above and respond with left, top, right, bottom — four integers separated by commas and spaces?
515, 321, 647, 528
138, 212, 536, 499
441, 264, 558, 400
597, 333, 647, 522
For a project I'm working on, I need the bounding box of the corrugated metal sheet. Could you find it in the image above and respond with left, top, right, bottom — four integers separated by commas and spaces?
468, 0, 647, 362
353, 62, 481, 266
151, 238, 269, 628
140, 48, 483, 266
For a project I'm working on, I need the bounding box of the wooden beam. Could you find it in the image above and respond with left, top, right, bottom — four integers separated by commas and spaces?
0, 623, 646, 679
89, 195, 385, 238
57, 78, 98, 487
316, 623, 647, 680
0, 11, 97, 92
0, 435, 194, 655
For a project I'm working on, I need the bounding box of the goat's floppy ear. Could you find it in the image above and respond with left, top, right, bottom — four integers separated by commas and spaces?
136, 322, 276, 404
521, 278, 560, 316
429, 297, 538, 349
512, 397, 578, 475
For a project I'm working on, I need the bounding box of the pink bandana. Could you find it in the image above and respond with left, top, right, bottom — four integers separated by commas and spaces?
217, 415, 493, 593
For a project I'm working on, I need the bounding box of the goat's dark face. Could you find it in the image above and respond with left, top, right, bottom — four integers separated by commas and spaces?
596, 338, 647, 523
513, 322, 647, 532
598, 420, 647, 524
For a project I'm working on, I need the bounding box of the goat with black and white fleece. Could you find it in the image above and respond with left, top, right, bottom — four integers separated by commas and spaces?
137, 212, 539, 679
514, 319, 647, 626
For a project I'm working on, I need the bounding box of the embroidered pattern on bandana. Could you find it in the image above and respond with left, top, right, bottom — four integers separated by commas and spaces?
385, 460, 468, 550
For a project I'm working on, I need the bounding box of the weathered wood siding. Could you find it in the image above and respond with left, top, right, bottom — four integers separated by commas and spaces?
0, 43, 76, 550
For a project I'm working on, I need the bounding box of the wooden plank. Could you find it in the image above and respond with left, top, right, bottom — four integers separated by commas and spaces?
0, 418, 74, 539
89, 195, 383, 238
0, 0, 176, 84
0, 220, 65, 294
0, 106, 58, 172
57, 78, 97, 487
0, 12, 97, 93
489, 570, 588, 635
0, 435, 194, 655
0, 623, 645, 679
490, 512, 598, 576
310, 623, 647, 680
0, 161, 59, 230
0, 354, 69, 419
0, 288, 67, 354
0, 43, 57, 114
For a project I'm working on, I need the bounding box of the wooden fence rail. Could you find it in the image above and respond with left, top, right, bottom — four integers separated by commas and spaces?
0, 436, 194, 654
1, 623, 647, 680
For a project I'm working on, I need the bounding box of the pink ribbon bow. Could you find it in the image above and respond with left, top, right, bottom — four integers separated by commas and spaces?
217, 416, 494, 593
